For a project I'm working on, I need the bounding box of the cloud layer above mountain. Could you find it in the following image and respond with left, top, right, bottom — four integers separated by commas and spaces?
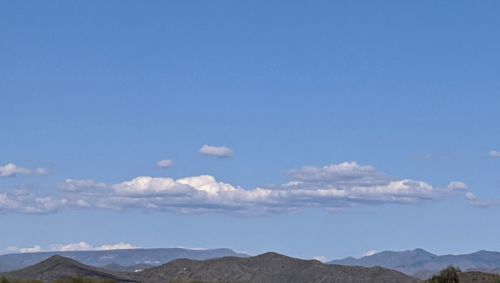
0, 161, 480, 215
5, 242, 138, 254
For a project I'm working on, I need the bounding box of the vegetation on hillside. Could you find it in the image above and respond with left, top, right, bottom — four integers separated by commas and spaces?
427, 266, 460, 283
0, 277, 115, 283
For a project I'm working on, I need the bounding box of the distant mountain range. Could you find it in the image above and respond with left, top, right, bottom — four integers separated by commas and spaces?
0, 248, 246, 273
329, 248, 500, 279
1, 253, 418, 283
3, 248, 500, 282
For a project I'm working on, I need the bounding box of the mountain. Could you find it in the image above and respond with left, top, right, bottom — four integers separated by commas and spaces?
329, 249, 500, 279
1, 255, 136, 282
134, 252, 418, 283
0, 248, 245, 272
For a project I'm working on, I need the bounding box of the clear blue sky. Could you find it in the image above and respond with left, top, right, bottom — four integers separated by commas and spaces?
1, 0, 500, 261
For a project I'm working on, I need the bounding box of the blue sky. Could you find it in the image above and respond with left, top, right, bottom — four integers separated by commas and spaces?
1, 0, 500, 261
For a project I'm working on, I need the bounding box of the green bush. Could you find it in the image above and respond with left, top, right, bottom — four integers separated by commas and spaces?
428, 266, 461, 283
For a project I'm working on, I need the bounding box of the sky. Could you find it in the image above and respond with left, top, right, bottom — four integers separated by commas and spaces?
1, 0, 500, 262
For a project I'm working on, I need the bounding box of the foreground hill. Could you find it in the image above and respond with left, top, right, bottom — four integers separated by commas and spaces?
0, 248, 245, 272
1, 253, 418, 283
329, 249, 500, 279
1, 255, 136, 282
135, 252, 418, 283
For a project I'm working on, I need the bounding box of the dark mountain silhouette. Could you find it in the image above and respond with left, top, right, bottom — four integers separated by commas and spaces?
134, 252, 418, 283
1, 253, 418, 283
329, 249, 500, 279
4, 251, 500, 283
1, 255, 136, 282
0, 248, 245, 272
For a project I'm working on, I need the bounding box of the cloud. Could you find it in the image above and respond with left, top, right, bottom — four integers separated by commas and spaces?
446, 181, 500, 208
58, 179, 108, 193
5, 245, 43, 254
0, 163, 31, 178
0, 189, 59, 214
49, 241, 93, 251
465, 192, 500, 208
361, 250, 378, 257
490, 150, 500, 158
6, 242, 139, 254
0, 163, 49, 178
156, 159, 174, 169
313, 256, 328, 262
448, 181, 468, 191
98, 242, 138, 250
0, 161, 488, 215
48, 162, 462, 215
20, 246, 43, 253
34, 167, 50, 176
199, 145, 233, 158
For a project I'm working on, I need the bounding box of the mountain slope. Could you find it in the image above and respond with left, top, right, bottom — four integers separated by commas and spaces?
2, 255, 136, 282
459, 271, 500, 283
329, 249, 500, 279
0, 248, 245, 272
135, 252, 418, 283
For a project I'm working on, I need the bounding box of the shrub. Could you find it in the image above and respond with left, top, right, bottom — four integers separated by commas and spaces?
428, 266, 461, 283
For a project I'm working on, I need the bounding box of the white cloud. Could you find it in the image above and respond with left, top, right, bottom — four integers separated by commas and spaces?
50, 241, 93, 251
34, 167, 50, 176
6, 245, 43, 253
0, 163, 31, 178
490, 150, 500, 158
49, 162, 456, 215
0, 161, 491, 215
199, 145, 233, 158
0, 163, 49, 178
58, 179, 108, 192
156, 159, 174, 169
98, 242, 139, 250
448, 181, 468, 191
361, 250, 378, 257
465, 192, 477, 200
313, 256, 328, 262
6, 242, 139, 254
0, 189, 59, 214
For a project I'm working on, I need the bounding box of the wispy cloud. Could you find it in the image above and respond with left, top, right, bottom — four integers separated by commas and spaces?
490, 150, 500, 158
313, 256, 328, 262
361, 250, 378, 257
0, 189, 59, 214
156, 159, 174, 169
0, 163, 49, 178
5, 242, 139, 254
199, 145, 233, 158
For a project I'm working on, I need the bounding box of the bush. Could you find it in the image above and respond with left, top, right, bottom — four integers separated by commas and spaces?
428, 266, 461, 283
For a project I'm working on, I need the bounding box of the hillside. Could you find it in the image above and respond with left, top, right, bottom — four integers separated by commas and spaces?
135, 252, 418, 283
1, 255, 136, 282
0, 248, 245, 272
329, 249, 500, 279
459, 271, 500, 283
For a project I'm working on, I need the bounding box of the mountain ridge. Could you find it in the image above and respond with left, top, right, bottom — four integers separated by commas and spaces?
1, 253, 419, 283
329, 248, 500, 279
0, 248, 246, 273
